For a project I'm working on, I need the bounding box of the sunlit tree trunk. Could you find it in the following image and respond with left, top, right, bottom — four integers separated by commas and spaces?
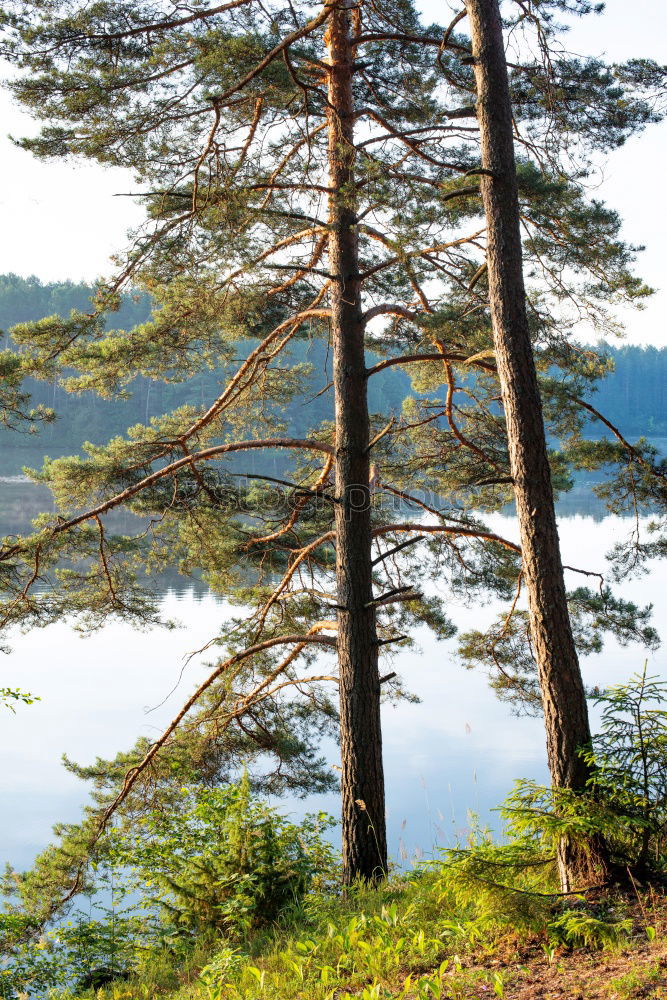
464, 0, 606, 890
325, 0, 387, 884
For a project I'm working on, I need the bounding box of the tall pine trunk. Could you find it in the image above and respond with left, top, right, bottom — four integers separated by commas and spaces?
325, 0, 387, 884
464, 0, 604, 890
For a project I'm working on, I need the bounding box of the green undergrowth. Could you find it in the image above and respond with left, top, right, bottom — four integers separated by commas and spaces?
14, 669, 667, 999
52, 860, 663, 1000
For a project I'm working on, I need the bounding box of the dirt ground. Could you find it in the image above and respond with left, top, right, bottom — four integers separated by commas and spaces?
499, 943, 667, 999
466, 938, 667, 1000
459, 896, 667, 1000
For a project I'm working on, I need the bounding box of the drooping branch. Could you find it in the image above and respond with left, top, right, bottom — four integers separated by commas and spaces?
373, 521, 521, 554
57, 629, 336, 910
365, 351, 497, 376
0, 437, 335, 566
571, 394, 667, 481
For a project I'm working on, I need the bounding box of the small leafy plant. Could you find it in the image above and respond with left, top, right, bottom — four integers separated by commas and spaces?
0, 687, 39, 712
110, 771, 337, 939
497, 666, 667, 880
583, 665, 667, 869
546, 909, 632, 951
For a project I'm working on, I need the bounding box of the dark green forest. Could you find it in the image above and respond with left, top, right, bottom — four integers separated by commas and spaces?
0, 275, 408, 471
0, 274, 664, 469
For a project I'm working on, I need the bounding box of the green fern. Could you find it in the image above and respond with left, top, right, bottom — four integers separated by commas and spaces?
546, 909, 632, 950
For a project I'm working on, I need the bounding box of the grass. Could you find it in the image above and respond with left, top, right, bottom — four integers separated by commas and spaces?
51, 863, 667, 1000
607, 961, 667, 999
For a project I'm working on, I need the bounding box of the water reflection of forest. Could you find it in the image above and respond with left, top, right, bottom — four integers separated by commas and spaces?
4, 436, 665, 539
0, 477, 210, 598
0, 464, 623, 534
3, 426, 664, 608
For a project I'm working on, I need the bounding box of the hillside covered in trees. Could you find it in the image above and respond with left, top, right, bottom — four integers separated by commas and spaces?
0, 274, 664, 463
0, 275, 409, 465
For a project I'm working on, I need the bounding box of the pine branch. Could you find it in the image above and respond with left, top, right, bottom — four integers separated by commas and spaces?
571, 394, 667, 480
365, 351, 497, 375
76, 0, 256, 43
206, 7, 333, 108
0, 438, 334, 567
373, 521, 521, 553
57, 631, 336, 911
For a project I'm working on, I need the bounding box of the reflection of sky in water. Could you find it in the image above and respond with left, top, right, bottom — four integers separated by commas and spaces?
1, 511, 665, 873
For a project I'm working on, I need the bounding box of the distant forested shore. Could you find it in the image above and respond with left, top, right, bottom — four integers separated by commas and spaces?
1, 273, 664, 461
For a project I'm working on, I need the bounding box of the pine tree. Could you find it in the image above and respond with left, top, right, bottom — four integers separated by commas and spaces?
0, 0, 663, 904
458, 0, 665, 889
464, 0, 598, 890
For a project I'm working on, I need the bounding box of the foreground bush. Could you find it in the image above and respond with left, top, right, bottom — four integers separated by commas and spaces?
110, 771, 337, 939
0, 775, 336, 997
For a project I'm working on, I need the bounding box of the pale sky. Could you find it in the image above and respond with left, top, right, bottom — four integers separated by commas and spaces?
0, 0, 665, 345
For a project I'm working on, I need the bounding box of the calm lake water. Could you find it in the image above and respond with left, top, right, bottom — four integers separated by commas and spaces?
1, 471, 665, 874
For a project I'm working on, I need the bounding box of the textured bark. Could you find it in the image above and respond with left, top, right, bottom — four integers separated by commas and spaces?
465, 0, 603, 889
325, 0, 387, 884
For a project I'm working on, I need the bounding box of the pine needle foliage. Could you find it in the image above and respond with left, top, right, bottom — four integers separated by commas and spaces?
107, 772, 338, 939
584, 665, 667, 870
432, 667, 667, 944
0, 0, 665, 906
